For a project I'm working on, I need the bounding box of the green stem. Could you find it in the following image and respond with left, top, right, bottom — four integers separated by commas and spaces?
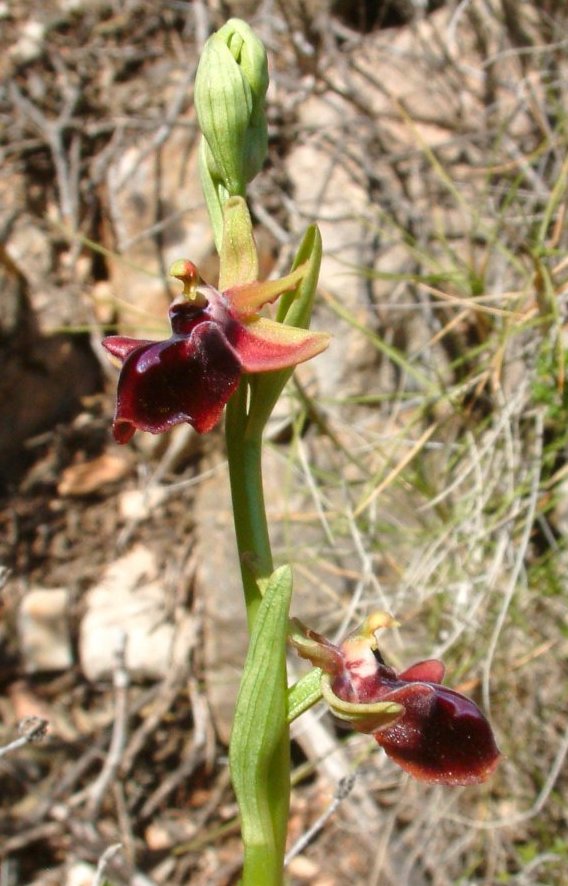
225, 380, 274, 630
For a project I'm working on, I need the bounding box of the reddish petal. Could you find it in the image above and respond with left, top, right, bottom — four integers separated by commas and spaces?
230, 317, 330, 372
103, 336, 154, 362
225, 263, 307, 316
375, 682, 500, 785
112, 323, 242, 440
399, 659, 445, 683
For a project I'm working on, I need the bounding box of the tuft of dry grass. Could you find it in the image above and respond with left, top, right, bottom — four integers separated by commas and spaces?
270, 1, 568, 883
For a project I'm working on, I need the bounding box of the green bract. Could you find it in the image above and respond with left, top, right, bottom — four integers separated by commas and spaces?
229, 566, 292, 885
246, 225, 323, 438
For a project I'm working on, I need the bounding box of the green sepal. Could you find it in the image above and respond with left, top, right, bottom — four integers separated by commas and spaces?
321, 674, 403, 734
220, 19, 269, 123
245, 225, 323, 437
219, 197, 259, 290
198, 139, 227, 252
288, 616, 343, 674
229, 565, 292, 885
195, 23, 253, 193
221, 19, 269, 183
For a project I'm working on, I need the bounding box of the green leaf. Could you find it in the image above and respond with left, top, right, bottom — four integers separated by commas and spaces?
229, 565, 293, 885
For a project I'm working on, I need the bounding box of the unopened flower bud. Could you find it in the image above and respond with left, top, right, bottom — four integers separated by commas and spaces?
195, 18, 268, 246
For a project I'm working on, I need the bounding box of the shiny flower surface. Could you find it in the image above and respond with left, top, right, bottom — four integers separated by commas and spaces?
291, 614, 500, 785
103, 261, 329, 443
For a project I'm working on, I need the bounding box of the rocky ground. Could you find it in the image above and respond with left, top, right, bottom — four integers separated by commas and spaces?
1, 1, 568, 884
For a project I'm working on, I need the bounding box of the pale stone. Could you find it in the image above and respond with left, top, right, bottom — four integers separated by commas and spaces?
118, 486, 169, 521
64, 862, 94, 886
287, 855, 320, 880
18, 588, 73, 673
80, 545, 195, 682
9, 20, 45, 64
194, 462, 246, 745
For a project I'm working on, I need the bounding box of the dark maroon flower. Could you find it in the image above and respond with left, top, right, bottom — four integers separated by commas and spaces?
290, 613, 500, 786
103, 260, 330, 443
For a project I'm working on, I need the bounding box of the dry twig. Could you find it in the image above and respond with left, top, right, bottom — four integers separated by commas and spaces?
86, 632, 130, 817
0, 717, 48, 759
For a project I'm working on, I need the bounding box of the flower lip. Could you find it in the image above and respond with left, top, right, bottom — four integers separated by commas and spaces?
104, 321, 242, 440
345, 662, 501, 785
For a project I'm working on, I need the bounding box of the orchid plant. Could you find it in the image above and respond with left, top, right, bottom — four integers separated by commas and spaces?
102, 19, 500, 885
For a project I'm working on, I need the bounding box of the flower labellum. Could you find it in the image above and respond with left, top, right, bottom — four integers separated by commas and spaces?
290, 613, 501, 786
102, 261, 330, 443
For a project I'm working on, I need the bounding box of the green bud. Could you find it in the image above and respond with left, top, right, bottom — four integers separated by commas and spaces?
195, 18, 268, 247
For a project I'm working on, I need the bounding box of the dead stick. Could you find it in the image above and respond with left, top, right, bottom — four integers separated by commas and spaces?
86, 632, 130, 817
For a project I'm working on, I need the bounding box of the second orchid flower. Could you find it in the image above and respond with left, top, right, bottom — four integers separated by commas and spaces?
290, 613, 501, 785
